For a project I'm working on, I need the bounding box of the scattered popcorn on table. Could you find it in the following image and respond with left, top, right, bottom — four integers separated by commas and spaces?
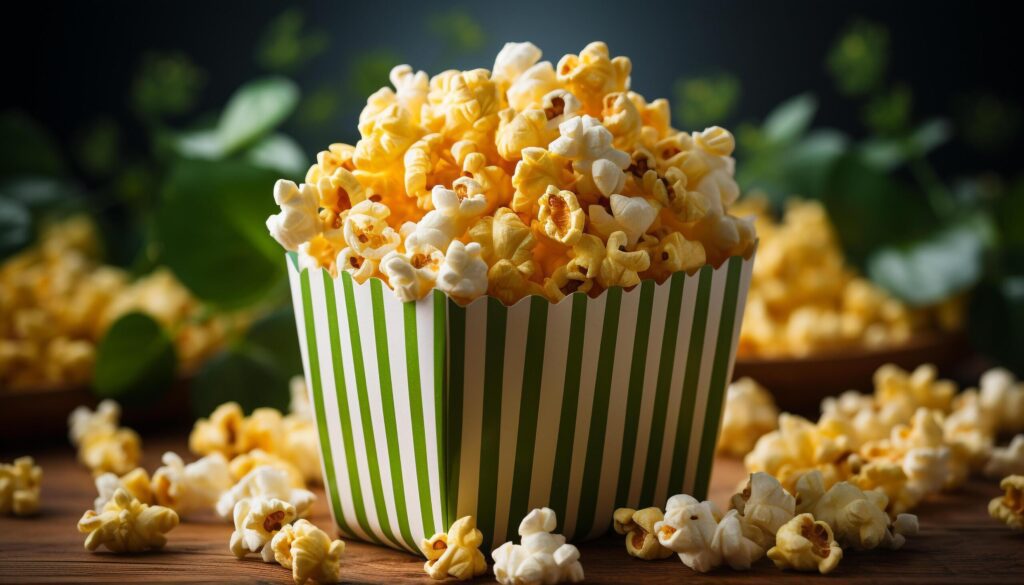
289, 375, 313, 422
152, 451, 233, 516
803, 477, 916, 551
230, 497, 298, 562
216, 466, 315, 520
0, 456, 42, 516
265, 41, 756, 306
77, 488, 179, 553
767, 513, 843, 574
612, 506, 674, 560
717, 377, 779, 457
68, 400, 141, 476
419, 515, 488, 580
654, 494, 724, 572
985, 435, 1024, 478
729, 472, 795, 549
978, 368, 1024, 435
230, 449, 306, 489
94, 467, 153, 511
989, 474, 1024, 531
270, 519, 346, 585
492, 507, 584, 585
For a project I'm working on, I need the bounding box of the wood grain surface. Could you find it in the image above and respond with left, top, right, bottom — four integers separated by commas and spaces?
1, 434, 1021, 584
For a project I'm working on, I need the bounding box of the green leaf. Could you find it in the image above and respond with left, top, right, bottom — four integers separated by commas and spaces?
863, 84, 912, 136
672, 74, 740, 129
859, 137, 907, 171
428, 8, 486, 55
174, 128, 224, 160
245, 133, 307, 179
0, 110, 64, 178
131, 52, 207, 120
0, 176, 80, 210
827, 19, 889, 97
867, 220, 988, 306
217, 77, 299, 155
0, 197, 31, 257
255, 8, 329, 73
94, 312, 177, 404
156, 159, 286, 309
244, 307, 303, 378
190, 345, 290, 417
763, 94, 817, 145
908, 119, 952, 156
74, 118, 120, 177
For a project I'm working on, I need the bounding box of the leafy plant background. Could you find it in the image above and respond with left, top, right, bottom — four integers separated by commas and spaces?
1, 1, 1021, 414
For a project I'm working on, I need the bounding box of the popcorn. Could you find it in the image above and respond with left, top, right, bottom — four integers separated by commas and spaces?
343, 201, 402, 261
469, 208, 538, 276
306, 144, 356, 185
538, 186, 586, 245
809, 481, 891, 550
979, 368, 1024, 434
435, 241, 489, 304
271, 519, 346, 585
69, 400, 121, 446
189, 402, 246, 458
152, 451, 233, 516
985, 435, 1024, 479
496, 108, 554, 161
717, 378, 779, 458
419, 515, 488, 580
78, 488, 179, 553
511, 147, 575, 216
767, 513, 843, 574
612, 507, 674, 560
337, 247, 377, 283
601, 92, 641, 150
729, 472, 795, 549
588, 194, 659, 248
281, 415, 322, 484
230, 497, 298, 562
217, 466, 315, 520
711, 510, 766, 570
989, 474, 1024, 531
404, 133, 462, 209
267, 180, 323, 252
655, 494, 728, 572
77, 423, 142, 477
422, 69, 503, 149
642, 232, 706, 281
549, 115, 630, 199
598, 231, 650, 289
506, 63, 560, 112
387, 64, 430, 125
289, 376, 313, 421
555, 42, 631, 116
403, 183, 488, 253
94, 467, 153, 511
380, 247, 445, 303
492, 507, 584, 585
0, 456, 42, 516
492, 42, 543, 90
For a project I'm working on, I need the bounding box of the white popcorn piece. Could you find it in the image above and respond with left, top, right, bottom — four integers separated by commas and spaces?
980, 368, 1024, 434
548, 115, 630, 197
729, 472, 795, 549
711, 510, 765, 570
343, 200, 401, 260
271, 519, 346, 585
229, 497, 298, 562
794, 470, 827, 515
492, 42, 543, 88
540, 90, 582, 131
811, 481, 891, 551
380, 245, 445, 303
78, 488, 179, 553
266, 180, 322, 252
68, 400, 120, 446
93, 467, 153, 512
655, 495, 722, 572
767, 513, 843, 574
506, 62, 560, 112
985, 435, 1024, 478
403, 182, 488, 253
492, 507, 584, 585
336, 247, 378, 284
882, 512, 919, 550
435, 241, 488, 304
152, 451, 233, 516
587, 194, 659, 248
216, 466, 315, 520
389, 64, 429, 124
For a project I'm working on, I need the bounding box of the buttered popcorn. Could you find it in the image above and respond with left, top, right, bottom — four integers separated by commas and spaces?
270, 519, 346, 585
68, 400, 141, 476
717, 377, 779, 457
78, 488, 179, 553
419, 516, 488, 580
989, 474, 1024, 531
0, 456, 42, 516
267, 41, 756, 306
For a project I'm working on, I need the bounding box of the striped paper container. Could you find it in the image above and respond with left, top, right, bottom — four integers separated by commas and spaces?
287, 251, 755, 555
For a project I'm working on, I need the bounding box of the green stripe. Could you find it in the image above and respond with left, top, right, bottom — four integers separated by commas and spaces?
299, 270, 351, 537
369, 279, 418, 552
549, 293, 588, 532
668, 266, 714, 495
319, 270, 382, 544
403, 300, 436, 539
433, 291, 448, 527
638, 272, 686, 506
475, 297, 508, 546
445, 300, 466, 526
574, 287, 622, 539
340, 272, 404, 550
505, 297, 549, 542
614, 280, 655, 508
693, 257, 744, 500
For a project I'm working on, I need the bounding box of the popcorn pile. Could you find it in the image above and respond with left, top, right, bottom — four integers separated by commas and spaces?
716, 377, 779, 457
0, 216, 227, 391
266, 41, 756, 305
0, 456, 42, 516
734, 198, 962, 358
68, 400, 142, 476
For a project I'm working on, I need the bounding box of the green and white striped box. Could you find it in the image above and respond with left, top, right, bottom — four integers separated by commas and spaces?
287, 251, 754, 555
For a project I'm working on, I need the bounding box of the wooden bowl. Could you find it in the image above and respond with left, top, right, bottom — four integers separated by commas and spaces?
732, 332, 969, 416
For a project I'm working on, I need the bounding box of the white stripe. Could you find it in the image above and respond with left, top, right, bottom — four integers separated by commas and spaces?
456, 300, 488, 521
655, 272, 699, 504
589, 288, 639, 538
560, 293, 606, 538
527, 296, 573, 510
628, 279, 669, 506
382, 290, 424, 544
491, 300, 530, 546
417, 296, 443, 535
683, 266, 729, 496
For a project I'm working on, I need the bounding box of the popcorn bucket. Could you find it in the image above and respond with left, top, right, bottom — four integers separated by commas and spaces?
286, 251, 755, 555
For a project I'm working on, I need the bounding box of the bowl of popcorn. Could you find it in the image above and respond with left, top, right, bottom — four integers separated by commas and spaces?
266, 41, 757, 553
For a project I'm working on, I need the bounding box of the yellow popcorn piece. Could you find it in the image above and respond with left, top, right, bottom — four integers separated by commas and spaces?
767, 513, 842, 574
612, 507, 673, 560
458, 152, 514, 214
190, 401, 246, 458
78, 426, 142, 477
556, 41, 631, 116
305, 143, 356, 185
875, 363, 956, 414
0, 456, 42, 516
353, 103, 420, 172
271, 519, 346, 585
506, 61, 560, 112
403, 133, 462, 209
422, 69, 503, 148
598, 231, 650, 289
986, 435, 1024, 479
281, 414, 322, 485
216, 466, 316, 520
979, 368, 1024, 435
336, 247, 377, 284
847, 458, 917, 516
343, 201, 402, 261
317, 167, 367, 218
628, 92, 673, 146
78, 488, 179, 553
380, 246, 445, 303
435, 241, 489, 305
601, 92, 641, 151
542, 265, 594, 303
717, 377, 779, 458
538, 186, 585, 245
496, 108, 554, 161
744, 413, 852, 495
230, 449, 306, 489
729, 472, 795, 549
642, 231, 707, 282
989, 474, 1024, 531
492, 41, 543, 91
549, 115, 630, 199
588, 194, 660, 248
694, 126, 736, 158
94, 467, 153, 512
419, 515, 488, 580
810, 481, 890, 550
492, 507, 584, 585
487, 260, 544, 306
386, 64, 430, 125
267, 180, 323, 252
152, 451, 233, 517
541, 90, 583, 130
469, 208, 538, 276
404, 182, 488, 253
511, 147, 575, 216
230, 497, 298, 562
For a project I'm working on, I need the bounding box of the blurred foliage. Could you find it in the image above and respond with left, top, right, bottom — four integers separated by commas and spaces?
297, 86, 342, 128
349, 50, 403, 101
256, 8, 329, 73
827, 19, 889, 97
863, 84, 911, 136
74, 117, 120, 177
131, 52, 206, 120
672, 74, 739, 129
955, 92, 1022, 154
429, 8, 486, 57
94, 312, 176, 405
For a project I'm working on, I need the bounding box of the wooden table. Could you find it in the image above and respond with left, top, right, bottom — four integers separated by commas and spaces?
1, 434, 1020, 584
